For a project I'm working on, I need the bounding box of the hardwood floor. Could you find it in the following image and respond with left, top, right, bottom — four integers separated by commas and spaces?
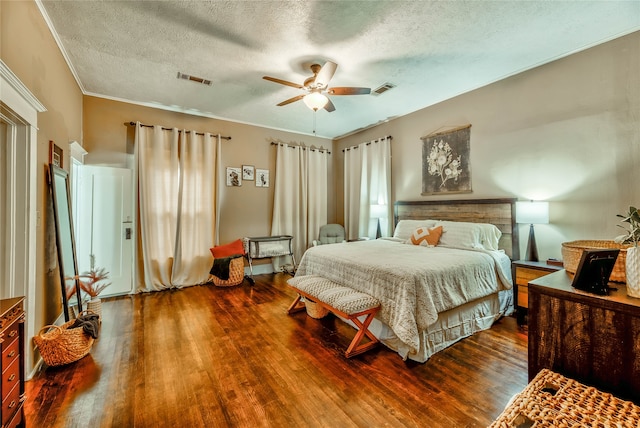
24, 273, 528, 427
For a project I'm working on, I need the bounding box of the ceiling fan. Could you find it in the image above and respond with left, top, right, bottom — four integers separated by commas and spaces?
263, 61, 371, 112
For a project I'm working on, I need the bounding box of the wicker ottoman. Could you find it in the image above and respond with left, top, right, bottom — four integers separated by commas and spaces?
490, 369, 640, 427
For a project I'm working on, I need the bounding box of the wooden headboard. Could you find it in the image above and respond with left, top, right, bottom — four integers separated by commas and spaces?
394, 198, 519, 260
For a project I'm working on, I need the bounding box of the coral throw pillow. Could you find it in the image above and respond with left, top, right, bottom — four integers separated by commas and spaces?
410, 226, 443, 247
210, 239, 245, 258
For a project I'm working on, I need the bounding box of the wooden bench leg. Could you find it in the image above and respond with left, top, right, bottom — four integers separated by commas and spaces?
287, 294, 306, 315
345, 309, 380, 358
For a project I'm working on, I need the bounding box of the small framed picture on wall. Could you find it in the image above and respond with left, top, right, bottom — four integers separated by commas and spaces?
226, 167, 242, 187
242, 165, 255, 180
49, 140, 63, 168
256, 169, 269, 188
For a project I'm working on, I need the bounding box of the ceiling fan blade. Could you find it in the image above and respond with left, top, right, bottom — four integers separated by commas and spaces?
328, 87, 371, 95
314, 61, 338, 88
277, 94, 305, 106
263, 76, 304, 89
324, 99, 336, 112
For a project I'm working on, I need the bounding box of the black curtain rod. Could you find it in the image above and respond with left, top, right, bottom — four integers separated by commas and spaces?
128, 122, 231, 140
342, 135, 392, 152
270, 142, 331, 154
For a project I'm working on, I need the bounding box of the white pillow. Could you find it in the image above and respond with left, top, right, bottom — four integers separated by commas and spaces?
436, 221, 502, 250
478, 223, 502, 251
393, 219, 437, 240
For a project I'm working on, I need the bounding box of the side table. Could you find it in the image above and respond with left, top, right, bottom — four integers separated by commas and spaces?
512, 260, 563, 325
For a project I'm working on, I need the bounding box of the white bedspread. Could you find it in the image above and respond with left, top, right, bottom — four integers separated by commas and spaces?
295, 239, 512, 354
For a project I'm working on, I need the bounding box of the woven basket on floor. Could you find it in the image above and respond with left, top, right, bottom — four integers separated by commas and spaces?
33, 319, 95, 367
561, 240, 629, 283
211, 257, 245, 287
304, 299, 329, 319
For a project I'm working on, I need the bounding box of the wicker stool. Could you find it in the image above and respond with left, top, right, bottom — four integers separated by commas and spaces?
490, 369, 640, 427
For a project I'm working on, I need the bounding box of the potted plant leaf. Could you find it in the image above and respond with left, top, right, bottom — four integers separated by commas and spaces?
78, 255, 111, 320
615, 206, 640, 298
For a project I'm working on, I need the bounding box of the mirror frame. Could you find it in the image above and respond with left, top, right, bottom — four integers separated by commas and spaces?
49, 164, 83, 321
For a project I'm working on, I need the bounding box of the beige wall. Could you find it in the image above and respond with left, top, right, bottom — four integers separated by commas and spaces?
82, 96, 334, 246
1, 0, 83, 369
335, 31, 640, 261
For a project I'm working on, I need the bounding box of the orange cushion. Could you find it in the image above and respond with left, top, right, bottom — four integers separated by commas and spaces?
410, 226, 443, 247
210, 239, 245, 258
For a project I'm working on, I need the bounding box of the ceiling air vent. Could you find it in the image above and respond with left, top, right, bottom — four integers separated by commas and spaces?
177, 72, 212, 86
372, 82, 396, 96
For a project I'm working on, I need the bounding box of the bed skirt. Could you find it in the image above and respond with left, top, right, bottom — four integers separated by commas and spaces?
343, 288, 513, 362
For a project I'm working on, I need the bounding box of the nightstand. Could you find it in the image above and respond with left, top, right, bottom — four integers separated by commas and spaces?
512, 260, 563, 325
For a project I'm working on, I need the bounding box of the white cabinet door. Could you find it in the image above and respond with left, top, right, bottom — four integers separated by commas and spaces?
74, 166, 133, 297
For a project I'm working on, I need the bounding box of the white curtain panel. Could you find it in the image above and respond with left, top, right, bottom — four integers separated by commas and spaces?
171, 131, 218, 286
306, 148, 328, 246
344, 137, 392, 239
135, 123, 219, 291
343, 146, 363, 240
271, 144, 328, 266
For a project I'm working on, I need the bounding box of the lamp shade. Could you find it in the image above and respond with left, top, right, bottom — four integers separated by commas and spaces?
370, 204, 387, 218
516, 201, 549, 224
303, 92, 328, 111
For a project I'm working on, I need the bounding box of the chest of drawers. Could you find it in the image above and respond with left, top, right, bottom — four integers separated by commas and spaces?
528, 271, 640, 403
1, 297, 25, 428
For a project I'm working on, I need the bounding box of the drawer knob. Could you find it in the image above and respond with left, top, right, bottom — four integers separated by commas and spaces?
8, 373, 16, 382
8, 399, 16, 409
8, 330, 17, 338
7, 350, 16, 358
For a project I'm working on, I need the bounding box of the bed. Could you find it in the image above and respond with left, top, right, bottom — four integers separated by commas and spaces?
294, 198, 519, 362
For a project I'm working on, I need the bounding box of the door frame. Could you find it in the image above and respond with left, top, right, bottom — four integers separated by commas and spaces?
0, 60, 46, 377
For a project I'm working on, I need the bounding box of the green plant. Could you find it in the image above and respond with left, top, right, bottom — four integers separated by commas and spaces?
78, 255, 111, 299
616, 206, 640, 247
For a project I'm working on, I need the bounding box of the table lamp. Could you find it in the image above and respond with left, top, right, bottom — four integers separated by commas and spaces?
370, 204, 387, 239
516, 201, 549, 262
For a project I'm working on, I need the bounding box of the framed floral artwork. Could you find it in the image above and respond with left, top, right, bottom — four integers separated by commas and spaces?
421, 124, 472, 195
242, 165, 255, 180
255, 169, 269, 188
226, 167, 242, 187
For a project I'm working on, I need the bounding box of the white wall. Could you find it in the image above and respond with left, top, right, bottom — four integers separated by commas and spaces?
335, 31, 640, 261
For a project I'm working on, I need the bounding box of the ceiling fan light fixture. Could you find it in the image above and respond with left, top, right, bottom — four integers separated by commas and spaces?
303, 92, 329, 111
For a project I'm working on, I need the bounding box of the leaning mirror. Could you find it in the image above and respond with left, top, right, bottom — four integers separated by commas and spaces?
49, 164, 83, 321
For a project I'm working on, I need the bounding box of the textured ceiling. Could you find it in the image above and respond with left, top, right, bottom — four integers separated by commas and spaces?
38, 1, 640, 139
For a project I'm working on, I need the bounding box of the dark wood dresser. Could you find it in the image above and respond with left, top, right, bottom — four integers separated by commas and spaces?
1, 297, 25, 428
528, 271, 640, 403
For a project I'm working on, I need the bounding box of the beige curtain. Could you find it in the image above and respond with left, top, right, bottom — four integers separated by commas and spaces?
271, 143, 328, 266
343, 145, 362, 240
135, 123, 220, 291
344, 137, 392, 240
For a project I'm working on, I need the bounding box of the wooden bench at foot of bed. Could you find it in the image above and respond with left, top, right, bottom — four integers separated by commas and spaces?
286, 275, 381, 358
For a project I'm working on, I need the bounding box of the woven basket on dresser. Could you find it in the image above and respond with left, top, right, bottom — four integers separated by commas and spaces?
33, 319, 95, 367
211, 257, 245, 287
561, 240, 629, 283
